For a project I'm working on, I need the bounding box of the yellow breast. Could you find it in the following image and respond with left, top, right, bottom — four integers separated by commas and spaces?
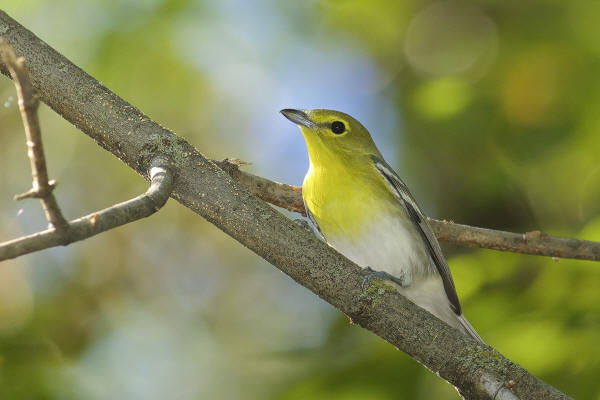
302, 160, 399, 240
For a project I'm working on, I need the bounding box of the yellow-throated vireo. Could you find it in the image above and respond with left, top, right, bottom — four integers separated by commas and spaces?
281, 108, 482, 343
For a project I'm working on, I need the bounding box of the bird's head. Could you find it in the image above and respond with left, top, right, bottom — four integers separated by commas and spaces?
281, 109, 382, 167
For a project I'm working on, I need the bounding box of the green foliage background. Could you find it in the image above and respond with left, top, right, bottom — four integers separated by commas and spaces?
1, 1, 599, 399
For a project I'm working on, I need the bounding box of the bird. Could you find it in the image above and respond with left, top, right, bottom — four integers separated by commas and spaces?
281, 108, 483, 343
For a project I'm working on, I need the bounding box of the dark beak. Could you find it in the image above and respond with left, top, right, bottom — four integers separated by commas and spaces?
280, 109, 317, 129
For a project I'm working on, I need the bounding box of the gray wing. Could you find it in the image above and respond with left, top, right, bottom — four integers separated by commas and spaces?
370, 155, 462, 315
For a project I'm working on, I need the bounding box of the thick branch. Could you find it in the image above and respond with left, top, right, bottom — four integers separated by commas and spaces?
0, 159, 173, 261
216, 159, 600, 262
0, 11, 572, 399
0, 38, 68, 229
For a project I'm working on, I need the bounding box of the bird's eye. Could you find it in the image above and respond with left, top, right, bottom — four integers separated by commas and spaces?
331, 121, 345, 134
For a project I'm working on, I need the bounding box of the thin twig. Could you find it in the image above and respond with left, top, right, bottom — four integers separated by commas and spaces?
216, 159, 600, 262
0, 159, 173, 261
0, 38, 68, 229
215, 158, 305, 214
428, 220, 600, 261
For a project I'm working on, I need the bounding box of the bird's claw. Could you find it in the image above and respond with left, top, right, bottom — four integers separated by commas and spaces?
360, 266, 406, 290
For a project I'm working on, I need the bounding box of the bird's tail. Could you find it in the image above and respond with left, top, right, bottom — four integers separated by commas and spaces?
397, 277, 485, 343
457, 314, 484, 343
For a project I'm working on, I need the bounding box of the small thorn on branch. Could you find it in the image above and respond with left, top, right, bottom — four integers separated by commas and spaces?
14, 180, 57, 200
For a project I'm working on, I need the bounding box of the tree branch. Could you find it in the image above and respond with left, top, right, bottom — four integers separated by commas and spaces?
429, 221, 600, 261
0, 39, 173, 261
215, 158, 305, 214
0, 10, 573, 399
0, 158, 173, 261
216, 159, 600, 262
0, 37, 68, 229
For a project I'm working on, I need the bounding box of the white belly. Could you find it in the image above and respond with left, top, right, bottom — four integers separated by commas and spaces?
325, 213, 437, 287
324, 214, 462, 331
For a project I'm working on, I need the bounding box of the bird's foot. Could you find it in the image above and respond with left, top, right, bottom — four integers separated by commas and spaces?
360, 266, 406, 290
